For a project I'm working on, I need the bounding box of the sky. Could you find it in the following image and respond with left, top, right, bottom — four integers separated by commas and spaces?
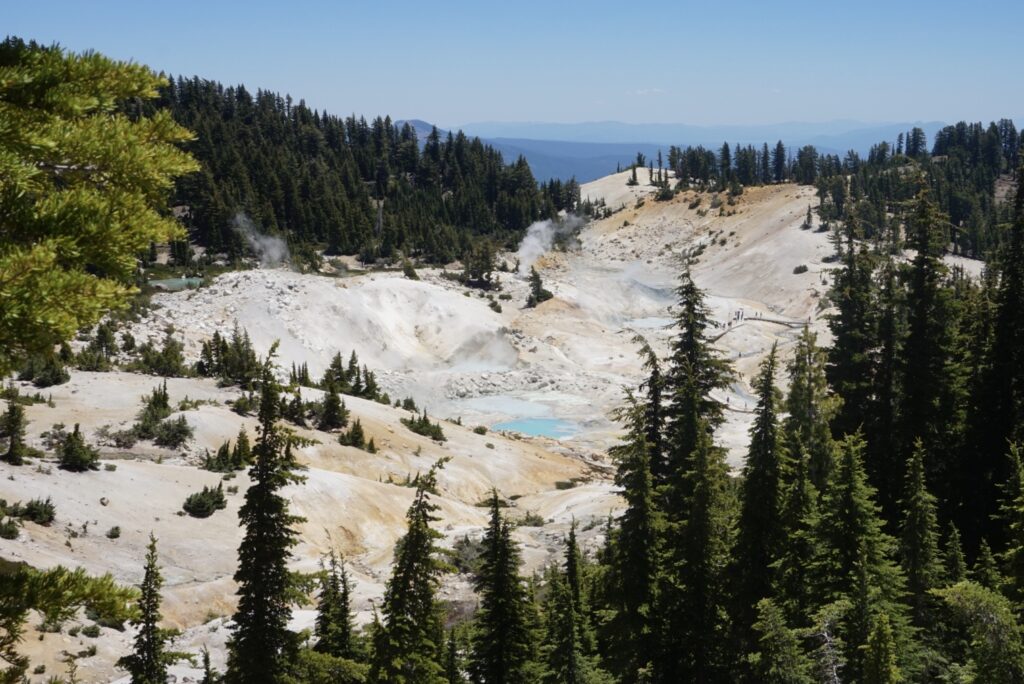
5, 0, 1023, 128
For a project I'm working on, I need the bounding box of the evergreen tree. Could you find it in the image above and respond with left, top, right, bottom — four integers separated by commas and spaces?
772, 453, 821, 624
862, 613, 902, 684
226, 348, 307, 683
370, 460, 449, 683
58, 423, 99, 472
899, 440, 943, 627
1001, 443, 1024, 609
631, 335, 666, 481
200, 647, 220, 684
812, 435, 912, 678
784, 328, 838, 491
655, 426, 734, 682
469, 492, 534, 684
945, 523, 968, 584
0, 401, 28, 466
319, 388, 348, 431
967, 161, 1024, 552
748, 598, 812, 684
973, 539, 1003, 591
232, 428, 252, 468
526, 267, 553, 308
603, 393, 660, 678
734, 344, 787, 652
772, 141, 787, 183
445, 630, 465, 684
866, 259, 904, 521
0, 38, 198, 374
118, 535, 183, 684
314, 550, 356, 660
543, 561, 609, 684
898, 186, 963, 505
545, 574, 584, 684
827, 214, 877, 443
935, 582, 1024, 682
663, 266, 731, 505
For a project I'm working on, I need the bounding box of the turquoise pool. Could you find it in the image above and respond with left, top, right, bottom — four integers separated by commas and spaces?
492, 418, 578, 439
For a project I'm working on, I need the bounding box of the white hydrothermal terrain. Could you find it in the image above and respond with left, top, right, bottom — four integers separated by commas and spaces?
2, 170, 891, 682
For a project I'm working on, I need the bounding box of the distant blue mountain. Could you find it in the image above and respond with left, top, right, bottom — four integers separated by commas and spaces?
399, 119, 963, 183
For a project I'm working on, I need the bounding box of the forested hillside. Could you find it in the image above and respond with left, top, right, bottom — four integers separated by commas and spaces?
142, 78, 575, 264
665, 120, 1019, 257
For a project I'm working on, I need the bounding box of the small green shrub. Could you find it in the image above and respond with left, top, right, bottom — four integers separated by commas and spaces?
105, 526, 121, 539
153, 415, 193, 448
81, 624, 101, 638
0, 518, 19, 539
793, 264, 809, 274
20, 497, 56, 525
473, 426, 488, 435
401, 411, 446, 442
516, 511, 546, 527
182, 483, 227, 518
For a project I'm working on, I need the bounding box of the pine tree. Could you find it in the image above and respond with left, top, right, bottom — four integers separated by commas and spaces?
319, 387, 348, 431
866, 260, 903, 521
1, 401, 28, 466
200, 647, 219, 684
862, 613, 902, 684
1000, 443, 1024, 609
314, 551, 356, 660
603, 393, 660, 678
772, 453, 821, 624
226, 348, 307, 683
967, 161, 1024, 552
655, 426, 733, 682
526, 267, 553, 308
445, 629, 465, 684
784, 327, 838, 495
827, 211, 876, 442
370, 460, 449, 683
232, 428, 252, 468
945, 523, 968, 583
631, 335, 666, 481
545, 573, 584, 684
118, 535, 183, 683
663, 266, 731, 507
469, 492, 534, 684
749, 598, 812, 684
899, 440, 943, 626
898, 186, 963, 505
734, 344, 788, 651
973, 539, 1003, 591
543, 557, 608, 684
773, 141, 787, 183
58, 423, 99, 472
935, 582, 1024, 682
812, 435, 912, 678
0, 39, 198, 374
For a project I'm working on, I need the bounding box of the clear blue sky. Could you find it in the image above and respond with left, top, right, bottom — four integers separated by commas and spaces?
6, 0, 1022, 127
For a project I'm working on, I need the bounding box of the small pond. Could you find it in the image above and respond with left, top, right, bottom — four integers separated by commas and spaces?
149, 277, 203, 291
492, 417, 579, 439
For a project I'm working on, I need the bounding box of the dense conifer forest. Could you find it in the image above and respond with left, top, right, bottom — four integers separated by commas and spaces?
140, 77, 577, 265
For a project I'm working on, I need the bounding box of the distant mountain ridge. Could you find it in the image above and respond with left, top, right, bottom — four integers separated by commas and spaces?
399, 118, 1019, 183
456, 119, 950, 147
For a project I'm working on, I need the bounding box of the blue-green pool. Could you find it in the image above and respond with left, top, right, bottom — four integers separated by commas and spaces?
492, 418, 578, 439
149, 277, 203, 291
